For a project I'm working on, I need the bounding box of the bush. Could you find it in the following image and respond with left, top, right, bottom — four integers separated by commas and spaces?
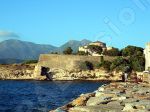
99, 61, 112, 71
104, 48, 120, 56
79, 61, 94, 70
63, 47, 73, 55
22, 60, 38, 64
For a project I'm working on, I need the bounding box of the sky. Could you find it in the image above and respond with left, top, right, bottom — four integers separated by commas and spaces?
0, 0, 150, 48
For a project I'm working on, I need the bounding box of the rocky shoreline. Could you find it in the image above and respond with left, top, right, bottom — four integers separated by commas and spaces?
0, 64, 35, 80
0, 64, 123, 81
51, 82, 150, 112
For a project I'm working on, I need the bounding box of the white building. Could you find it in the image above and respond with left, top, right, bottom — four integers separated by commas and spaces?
144, 42, 150, 71
78, 41, 106, 56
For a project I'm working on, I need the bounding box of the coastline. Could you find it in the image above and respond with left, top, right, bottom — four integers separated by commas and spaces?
50, 82, 150, 112
0, 63, 123, 81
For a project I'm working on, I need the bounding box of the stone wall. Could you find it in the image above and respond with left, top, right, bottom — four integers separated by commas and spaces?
144, 42, 150, 70
34, 54, 117, 78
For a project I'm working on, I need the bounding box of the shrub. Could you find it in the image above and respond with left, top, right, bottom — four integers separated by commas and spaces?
63, 47, 73, 55
79, 61, 94, 70
99, 61, 112, 71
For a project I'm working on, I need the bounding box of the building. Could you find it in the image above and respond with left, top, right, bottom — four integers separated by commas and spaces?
144, 42, 150, 71
78, 41, 106, 56
89, 41, 106, 48
107, 46, 113, 51
78, 46, 88, 53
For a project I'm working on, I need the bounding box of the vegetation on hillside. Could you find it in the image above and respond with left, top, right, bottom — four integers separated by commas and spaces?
121, 45, 144, 56
87, 45, 103, 54
103, 47, 120, 56
63, 47, 73, 54
98, 45, 145, 72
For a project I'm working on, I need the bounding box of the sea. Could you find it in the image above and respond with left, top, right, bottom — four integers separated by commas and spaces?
0, 80, 107, 112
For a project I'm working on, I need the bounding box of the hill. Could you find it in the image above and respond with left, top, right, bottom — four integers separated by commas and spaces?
0, 39, 91, 64
0, 39, 57, 60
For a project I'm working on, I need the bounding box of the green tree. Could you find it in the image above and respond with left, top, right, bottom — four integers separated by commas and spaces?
104, 48, 120, 56
63, 47, 73, 55
87, 45, 103, 54
110, 57, 130, 71
129, 56, 145, 72
122, 45, 143, 57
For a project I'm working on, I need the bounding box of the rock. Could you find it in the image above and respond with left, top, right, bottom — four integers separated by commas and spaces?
122, 98, 139, 104
71, 93, 94, 106
69, 105, 123, 112
97, 87, 105, 92
86, 96, 112, 106
123, 103, 135, 111
52, 108, 66, 112
71, 96, 86, 106
111, 96, 126, 101
107, 101, 121, 107
95, 91, 104, 97
52, 82, 150, 112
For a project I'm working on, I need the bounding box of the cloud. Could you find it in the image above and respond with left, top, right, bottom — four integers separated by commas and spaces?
0, 31, 20, 39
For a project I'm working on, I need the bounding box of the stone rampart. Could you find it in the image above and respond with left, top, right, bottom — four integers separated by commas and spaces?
34, 54, 116, 77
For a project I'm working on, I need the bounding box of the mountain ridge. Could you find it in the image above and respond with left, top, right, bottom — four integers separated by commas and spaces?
0, 39, 92, 63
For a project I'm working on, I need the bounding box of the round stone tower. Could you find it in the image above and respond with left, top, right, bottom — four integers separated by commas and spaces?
144, 42, 150, 71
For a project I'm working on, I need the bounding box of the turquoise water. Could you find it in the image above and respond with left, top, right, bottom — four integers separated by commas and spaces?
0, 80, 106, 112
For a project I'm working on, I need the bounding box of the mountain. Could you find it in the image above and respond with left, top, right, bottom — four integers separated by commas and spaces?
0, 39, 92, 64
58, 39, 92, 53
0, 39, 57, 60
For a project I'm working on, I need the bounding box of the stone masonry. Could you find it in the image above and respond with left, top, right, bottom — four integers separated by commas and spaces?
144, 42, 150, 71
34, 54, 116, 78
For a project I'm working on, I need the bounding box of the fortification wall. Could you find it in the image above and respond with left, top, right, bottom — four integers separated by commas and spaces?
38, 54, 101, 70
34, 54, 116, 77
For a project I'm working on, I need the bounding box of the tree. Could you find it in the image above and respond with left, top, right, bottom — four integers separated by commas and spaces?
110, 57, 130, 71
87, 45, 103, 54
122, 45, 144, 57
104, 48, 120, 56
129, 56, 145, 72
63, 47, 73, 54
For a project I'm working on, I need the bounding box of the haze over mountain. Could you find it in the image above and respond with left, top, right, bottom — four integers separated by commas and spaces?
0, 39, 91, 63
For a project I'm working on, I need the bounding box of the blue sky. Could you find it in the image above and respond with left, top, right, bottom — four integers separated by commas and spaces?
0, 0, 150, 48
